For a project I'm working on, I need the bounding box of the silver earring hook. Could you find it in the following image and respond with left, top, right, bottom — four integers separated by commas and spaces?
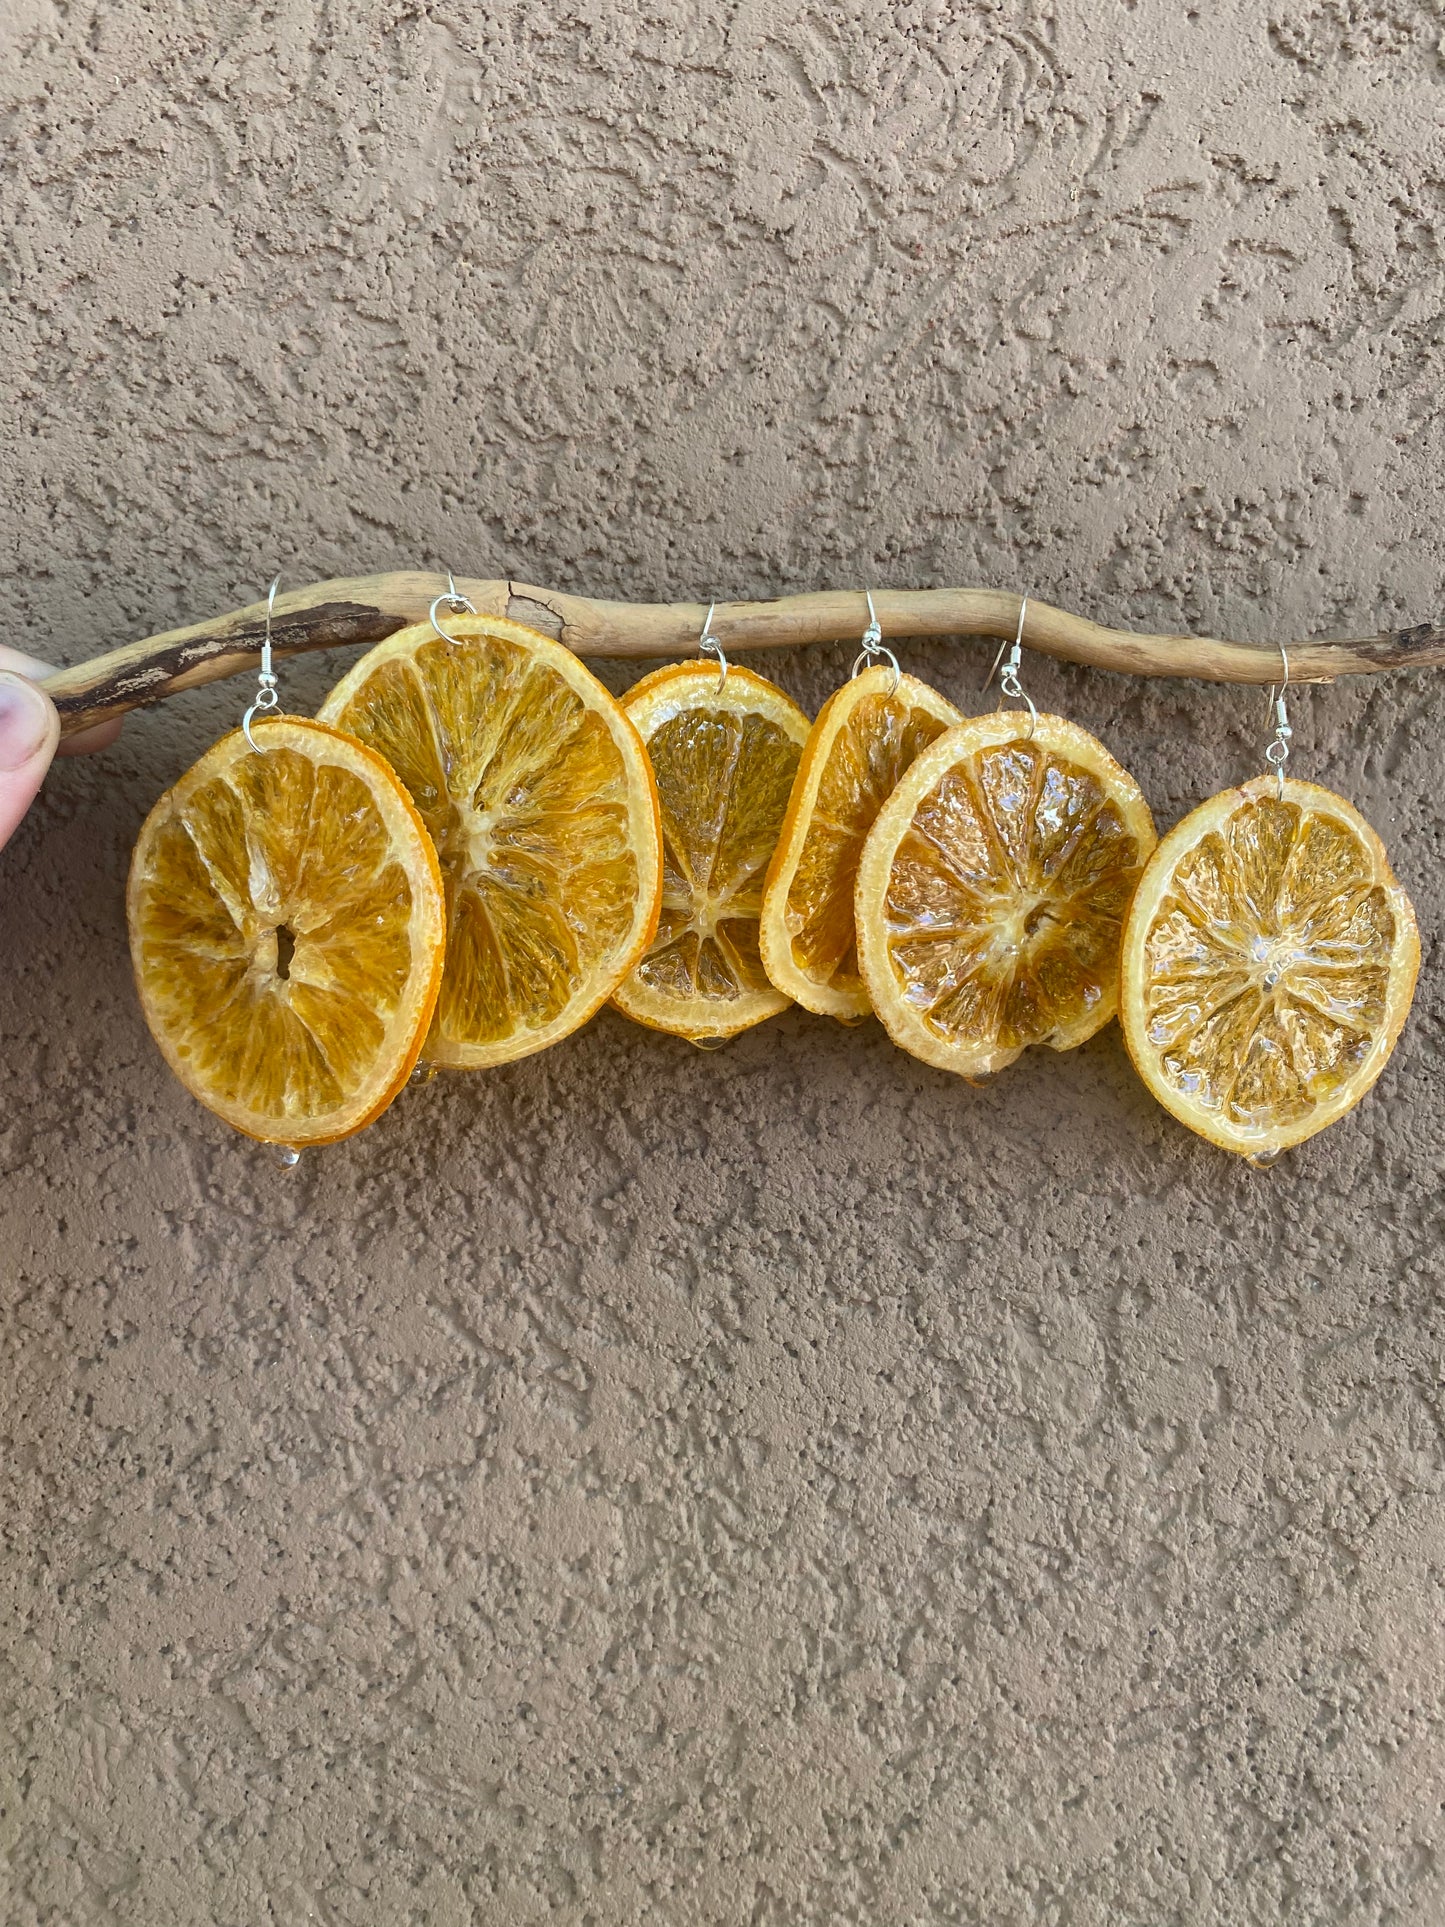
851, 588, 901, 696
983, 594, 1037, 739
1264, 640, 1292, 798
699, 601, 728, 693
242, 575, 283, 753
429, 570, 477, 649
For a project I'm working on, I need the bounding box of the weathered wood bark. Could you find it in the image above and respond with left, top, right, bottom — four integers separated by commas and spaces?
37, 571, 1445, 738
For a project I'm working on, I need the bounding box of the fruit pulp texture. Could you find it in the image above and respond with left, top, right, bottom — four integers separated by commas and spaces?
784, 689, 953, 996
330, 636, 642, 1047
1139, 793, 1398, 1127
884, 737, 1143, 1049
134, 743, 423, 1121
638, 703, 802, 1003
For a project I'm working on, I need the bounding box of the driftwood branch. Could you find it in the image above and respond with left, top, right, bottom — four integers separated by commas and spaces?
38, 570, 1445, 739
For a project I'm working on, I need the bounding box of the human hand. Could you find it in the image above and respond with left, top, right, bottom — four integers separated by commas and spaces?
0, 647, 122, 852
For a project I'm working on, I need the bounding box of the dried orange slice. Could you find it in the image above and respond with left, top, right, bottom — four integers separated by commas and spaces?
611, 661, 810, 1041
1120, 776, 1419, 1159
127, 716, 445, 1144
855, 712, 1156, 1076
760, 665, 962, 1019
318, 614, 661, 1069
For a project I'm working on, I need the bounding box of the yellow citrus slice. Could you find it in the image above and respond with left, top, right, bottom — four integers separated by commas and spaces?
127, 716, 446, 1145
611, 661, 811, 1041
760, 665, 962, 1019
856, 711, 1157, 1076
1120, 775, 1419, 1159
318, 614, 661, 1069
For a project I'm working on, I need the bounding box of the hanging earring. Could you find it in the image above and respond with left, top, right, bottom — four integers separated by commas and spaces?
1119, 645, 1419, 1162
610, 600, 811, 1045
127, 576, 447, 1149
758, 590, 963, 1023
316, 570, 662, 1070
853, 592, 1158, 1080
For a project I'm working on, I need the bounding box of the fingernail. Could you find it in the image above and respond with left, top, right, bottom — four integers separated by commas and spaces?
0, 673, 56, 771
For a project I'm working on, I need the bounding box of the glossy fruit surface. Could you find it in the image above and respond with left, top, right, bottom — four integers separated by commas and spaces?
128, 716, 445, 1143
319, 615, 661, 1069
760, 666, 961, 1019
1120, 775, 1419, 1156
612, 661, 810, 1042
856, 711, 1156, 1077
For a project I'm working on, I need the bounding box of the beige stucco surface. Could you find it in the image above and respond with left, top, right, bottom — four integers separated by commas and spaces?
3, 4, 1444, 1922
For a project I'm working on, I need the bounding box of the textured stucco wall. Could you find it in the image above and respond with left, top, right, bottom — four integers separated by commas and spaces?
3, 4, 1444, 1923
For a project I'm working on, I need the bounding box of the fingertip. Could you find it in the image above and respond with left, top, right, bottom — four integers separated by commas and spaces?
0, 672, 61, 851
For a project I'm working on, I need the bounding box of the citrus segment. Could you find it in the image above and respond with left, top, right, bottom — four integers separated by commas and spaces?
318, 615, 661, 1069
1120, 776, 1419, 1156
611, 662, 811, 1040
127, 716, 445, 1144
855, 712, 1156, 1076
760, 666, 962, 1018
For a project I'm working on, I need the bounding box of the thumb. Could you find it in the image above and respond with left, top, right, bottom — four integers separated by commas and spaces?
0, 672, 62, 852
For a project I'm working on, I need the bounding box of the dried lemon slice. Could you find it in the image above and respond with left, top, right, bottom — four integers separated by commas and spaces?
856, 712, 1156, 1076
127, 716, 446, 1144
611, 661, 810, 1041
318, 614, 661, 1069
760, 665, 961, 1019
1120, 776, 1419, 1158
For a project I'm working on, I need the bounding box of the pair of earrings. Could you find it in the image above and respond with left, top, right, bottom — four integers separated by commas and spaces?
624, 595, 1418, 1161
127, 574, 666, 1150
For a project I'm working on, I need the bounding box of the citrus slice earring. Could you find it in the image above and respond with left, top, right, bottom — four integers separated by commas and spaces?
759, 592, 962, 1021
1119, 648, 1420, 1161
317, 574, 662, 1070
611, 603, 811, 1044
127, 578, 447, 1147
854, 596, 1158, 1078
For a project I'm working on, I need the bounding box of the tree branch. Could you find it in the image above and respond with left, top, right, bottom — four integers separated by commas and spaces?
37, 570, 1445, 738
